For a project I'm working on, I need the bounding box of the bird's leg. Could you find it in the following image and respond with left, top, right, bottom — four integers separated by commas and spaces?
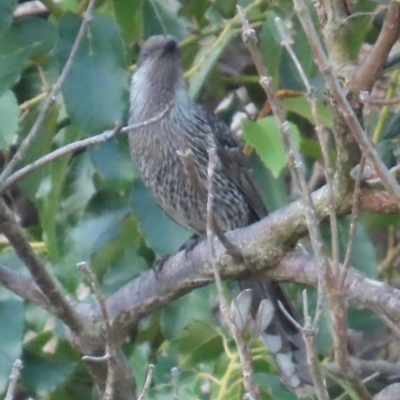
211, 216, 243, 262
152, 254, 171, 278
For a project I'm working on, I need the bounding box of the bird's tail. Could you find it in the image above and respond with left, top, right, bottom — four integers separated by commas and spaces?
238, 280, 314, 397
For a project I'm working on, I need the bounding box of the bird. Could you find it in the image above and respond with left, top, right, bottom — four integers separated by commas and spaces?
128, 35, 313, 395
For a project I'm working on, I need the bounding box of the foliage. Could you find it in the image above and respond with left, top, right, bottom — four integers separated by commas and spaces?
0, 0, 399, 399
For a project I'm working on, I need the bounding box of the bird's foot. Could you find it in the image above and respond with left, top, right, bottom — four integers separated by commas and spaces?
178, 234, 202, 259
152, 254, 171, 278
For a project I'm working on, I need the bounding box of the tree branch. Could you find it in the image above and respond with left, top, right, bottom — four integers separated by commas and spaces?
0, 107, 171, 193
81, 187, 400, 336
0, 265, 56, 314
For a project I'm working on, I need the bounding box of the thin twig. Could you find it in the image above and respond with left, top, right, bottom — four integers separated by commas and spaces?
303, 333, 329, 400
0, 265, 55, 314
293, 0, 400, 202
279, 291, 330, 400
238, 5, 329, 334
78, 261, 116, 400
206, 148, 261, 400
340, 157, 365, 287
362, 96, 400, 107
4, 359, 23, 400
379, 241, 400, 275
275, 15, 333, 327
137, 364, 155, 400
0, 106, 171, 192
300, 290, 329, 400
171, 367, 179, 400
82, 353, 111, 362
380, 315, 400, 343
341, 12, 376, 25
0, 0, 98, 184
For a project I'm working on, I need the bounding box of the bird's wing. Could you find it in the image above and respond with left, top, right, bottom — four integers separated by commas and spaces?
207, 111, 268, 220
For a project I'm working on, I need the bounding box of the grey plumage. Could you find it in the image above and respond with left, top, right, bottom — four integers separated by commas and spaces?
129, 35, 313, 395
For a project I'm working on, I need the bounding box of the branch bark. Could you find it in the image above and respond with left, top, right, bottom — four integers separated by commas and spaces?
77, 187, 400, 335
0, 265, 55, 314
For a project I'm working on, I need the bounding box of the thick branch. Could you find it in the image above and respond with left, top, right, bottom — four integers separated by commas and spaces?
325, 358, 400, 381
0, 265, 56, 314
90, 242, 400, 338
74, 187, 400, 334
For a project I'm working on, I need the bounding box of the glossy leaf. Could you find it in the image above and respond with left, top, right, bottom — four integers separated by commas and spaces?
143, 0, 188, 39
243, 116, 301, 177
0, 90, 19, 149
56, 13, 128, 135
89, 137, 135, 192
188, 31, 234, 100
161, 286, 216, 340
36, 124, 82, 262
113, 0, 143, 43
0, 0, 16, 34
283, 97, 333, 128
22, 352, 77, 394
260, 12, 283, 83
231, 289, 252, 332
0, 299, 24, 392
178, 321, 223, 366
0, 17, 56, 94
18, 105, 59, 196
254, 299, 274, 338
129, 180, 191, 255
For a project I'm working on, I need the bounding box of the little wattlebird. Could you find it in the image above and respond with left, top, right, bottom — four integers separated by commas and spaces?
128, 35, 313, 395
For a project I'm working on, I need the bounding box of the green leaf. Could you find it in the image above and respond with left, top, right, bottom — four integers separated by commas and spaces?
68, 210, 127, 263
36, 124, 82, 262
347, 308, 382, 331
213, 0, 237, 18
178, 321, 223, 366
188, 31, 235, 100
0, 0, 17, 34
257, 373, 298, 400
56, 13, 128, 135
18, 105, 59, 196
22, 352, 77, 395
260, 12, 283, 83
0, 17, 56, 94
113, 0, 143, 43
283, 97, 333, 128
89, 137, 136, 192
161, 286, 216, 340
243, 116, 301, 178
61, 151, 96, 218
0, 90, 19, 149
0, 299, 24, 392
321, 217, 377, 278
129, 180, 191, 254
143, 0, 188, 39
178, 0, 209, 28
